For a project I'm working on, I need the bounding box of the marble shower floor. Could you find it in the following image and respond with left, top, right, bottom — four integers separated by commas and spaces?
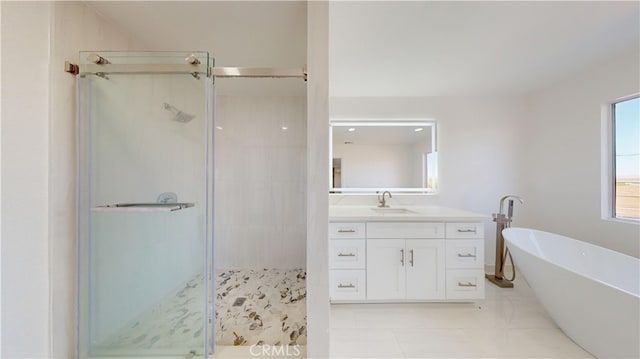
93, 268, 306, 356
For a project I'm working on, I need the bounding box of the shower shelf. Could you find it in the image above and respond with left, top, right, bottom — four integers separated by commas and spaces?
91, 203, 194, 212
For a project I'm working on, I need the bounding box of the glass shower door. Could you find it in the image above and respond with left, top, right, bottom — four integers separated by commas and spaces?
76, 52, 214, 358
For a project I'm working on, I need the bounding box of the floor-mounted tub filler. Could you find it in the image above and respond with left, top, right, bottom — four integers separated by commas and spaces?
504, 228, 640, 359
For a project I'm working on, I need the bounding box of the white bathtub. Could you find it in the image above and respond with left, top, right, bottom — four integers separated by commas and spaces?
503, 228, 640, 359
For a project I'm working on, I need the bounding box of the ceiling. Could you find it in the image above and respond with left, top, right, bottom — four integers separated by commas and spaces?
330, 1, 640, 97
87, 1, 308, 95
87, 1, 639, 97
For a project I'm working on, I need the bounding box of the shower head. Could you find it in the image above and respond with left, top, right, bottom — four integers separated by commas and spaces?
163, 103, 195, 123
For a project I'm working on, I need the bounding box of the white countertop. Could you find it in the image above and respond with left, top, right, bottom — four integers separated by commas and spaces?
329, 205, 490, 222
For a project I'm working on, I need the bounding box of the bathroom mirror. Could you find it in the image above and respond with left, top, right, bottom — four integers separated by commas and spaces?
330, 121, 438, 193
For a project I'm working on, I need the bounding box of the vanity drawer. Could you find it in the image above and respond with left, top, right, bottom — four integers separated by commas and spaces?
329, 269, 366, 301
446, 269, 485, 300
446, 240, 484, 269
329, 240, 366, 269
446, 222, 484, 239
329, 222, 366, 239
367, 222, 445, 239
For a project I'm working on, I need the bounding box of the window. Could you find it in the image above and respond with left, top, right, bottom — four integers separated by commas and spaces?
613, 96, 639, 221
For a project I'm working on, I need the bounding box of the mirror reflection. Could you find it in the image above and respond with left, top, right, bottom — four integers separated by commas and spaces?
330, 122, 438, 193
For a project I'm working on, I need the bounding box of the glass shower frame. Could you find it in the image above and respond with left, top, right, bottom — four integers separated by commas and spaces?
75, 51, 215, 358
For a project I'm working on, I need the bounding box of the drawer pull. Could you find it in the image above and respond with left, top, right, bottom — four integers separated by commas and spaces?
337, 252, 356, 257
409, 249, 414, 267
400, 249, 405, 266
457, 253, 477, 258
337, 229, 356, 233
457, 229, 477, 233
458, 282, 477, 287
338, 283, 355, 288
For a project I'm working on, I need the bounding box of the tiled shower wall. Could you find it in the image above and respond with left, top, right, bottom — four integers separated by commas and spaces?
214, 95, 307, 269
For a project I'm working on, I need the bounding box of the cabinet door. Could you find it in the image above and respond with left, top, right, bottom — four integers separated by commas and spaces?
367, 239, 406, 300
405, 239, 446, 300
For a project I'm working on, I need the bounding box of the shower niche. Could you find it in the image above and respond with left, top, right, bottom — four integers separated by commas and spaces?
76, 52, 214, 357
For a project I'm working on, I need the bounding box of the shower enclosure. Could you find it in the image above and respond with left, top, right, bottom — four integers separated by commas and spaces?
76, 51, 307, 358
76, 52, 214, 358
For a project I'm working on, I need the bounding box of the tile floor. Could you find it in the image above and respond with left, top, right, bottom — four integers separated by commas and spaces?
330, 276, 594, 358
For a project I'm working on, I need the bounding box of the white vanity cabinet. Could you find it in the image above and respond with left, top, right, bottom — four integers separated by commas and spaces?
328, 222, 367, 301
366, 222, 446, 300
329, 212, 486, 303
445, 222, 485, 299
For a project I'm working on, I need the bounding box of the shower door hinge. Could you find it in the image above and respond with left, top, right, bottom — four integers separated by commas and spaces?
65, 61, 79, 75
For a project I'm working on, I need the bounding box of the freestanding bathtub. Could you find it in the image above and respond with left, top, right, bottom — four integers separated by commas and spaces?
503, 228, 640, 359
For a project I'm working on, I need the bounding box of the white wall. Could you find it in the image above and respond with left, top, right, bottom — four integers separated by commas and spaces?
307, 2, 330, 357
214, 94, 307, 269
1, 1, 142, 357
1, 2, 52, 357
49, 2, 142, 356
329, 49, 640, 265
329, 96, 527, 266
519, 49, 640, 258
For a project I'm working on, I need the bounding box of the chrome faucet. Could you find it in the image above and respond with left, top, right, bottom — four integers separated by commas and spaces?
378, 191, 392, 208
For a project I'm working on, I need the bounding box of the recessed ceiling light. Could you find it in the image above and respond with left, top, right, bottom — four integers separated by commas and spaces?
282, 126, 288, 130
348, 128, 356, 132
215, 126, 223, 130
414, 128, 424, 132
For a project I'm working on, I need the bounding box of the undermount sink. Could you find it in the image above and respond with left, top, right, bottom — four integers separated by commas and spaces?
370, 207, 415, 214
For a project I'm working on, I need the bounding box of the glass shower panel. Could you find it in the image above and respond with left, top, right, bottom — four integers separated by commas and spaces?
77, 52, 214, 358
